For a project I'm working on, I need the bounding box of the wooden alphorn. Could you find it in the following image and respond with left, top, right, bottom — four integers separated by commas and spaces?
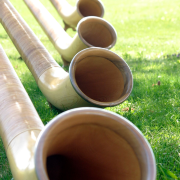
0, 44, 44, 179
24, 0, 116, 65
35, 107, 156, 180
0, 45, 155, 180
0, 0, 132, 111
49, 0, 104, 30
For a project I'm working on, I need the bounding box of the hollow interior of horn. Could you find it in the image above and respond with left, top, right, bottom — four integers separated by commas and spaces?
42, 114, 144, 180
70, 48, 132, 105
78, 18, 116, 49
77, 0, 104, 18
75, 56, 124, 102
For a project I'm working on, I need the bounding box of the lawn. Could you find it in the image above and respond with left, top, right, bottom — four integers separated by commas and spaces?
0, 0, 180, 179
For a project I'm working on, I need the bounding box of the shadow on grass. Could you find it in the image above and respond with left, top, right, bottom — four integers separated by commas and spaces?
124, 54, 180, 76
0, 138, 12, 180
0, 34, 8, 39
106, 55, 180, 179
112, 55, 180, 124
155, 137, 180, 179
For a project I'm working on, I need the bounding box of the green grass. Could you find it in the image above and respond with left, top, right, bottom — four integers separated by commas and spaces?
0, 0, 180, 179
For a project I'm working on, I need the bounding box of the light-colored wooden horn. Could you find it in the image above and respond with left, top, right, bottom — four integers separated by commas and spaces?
49, 0, 105, 30
0, 0, 132, 111
23, 0, 116, 65
0, 44, 44, 180
0, 44, 156, 180
35, 107, 156, 180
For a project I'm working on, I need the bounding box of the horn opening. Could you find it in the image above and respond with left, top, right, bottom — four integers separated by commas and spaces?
35, 108, 156, 180
70, 47, 132, 106
49, 0, 105, 28
77, 17, 117, 49
77, 0, 104, 18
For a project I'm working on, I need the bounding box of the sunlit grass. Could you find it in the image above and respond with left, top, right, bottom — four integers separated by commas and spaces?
0, 0, 180, 179
106, 55, 180, 179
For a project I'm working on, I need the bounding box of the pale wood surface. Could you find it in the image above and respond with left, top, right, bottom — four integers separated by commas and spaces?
0, 0, 131, 110
0, 44, 44, 150
0, 44, 44, 179
0, 0, 59, 83
49, 0, 104, 28
23, 0, 115, 63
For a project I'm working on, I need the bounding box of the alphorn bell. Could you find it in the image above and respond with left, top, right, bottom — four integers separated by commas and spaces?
49, 0, 105, 30
0, 0, 132, 111
0, 45, 156, 180
35, 108, 156, 180
24, 0, 116, 65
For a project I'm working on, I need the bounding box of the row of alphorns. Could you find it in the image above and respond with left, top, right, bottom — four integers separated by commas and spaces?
0, 0, 156, 179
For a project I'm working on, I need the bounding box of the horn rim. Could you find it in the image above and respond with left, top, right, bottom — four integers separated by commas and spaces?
34, 107, 156, 180
69, 47, 133, 107
77, 16, 117, 49
76, 0, 105, 18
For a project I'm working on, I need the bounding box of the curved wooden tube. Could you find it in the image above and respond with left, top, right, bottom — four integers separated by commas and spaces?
49, 0, 105, 30
0, 44, 44, 179
0, 0, 132, 111
35, 107, 156, 180
24, 0, 116, 64
0, 44, 156, 180
38, 47, 133, 109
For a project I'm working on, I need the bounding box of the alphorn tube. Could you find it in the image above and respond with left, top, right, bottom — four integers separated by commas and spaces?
0, 44, 44, 179
0, 0, 132, 111
0, 45, 156, 180
24, 0, 116, 64
49, 0, 105, 29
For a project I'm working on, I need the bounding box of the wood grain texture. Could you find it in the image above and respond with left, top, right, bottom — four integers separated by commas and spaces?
23, 0, 115, 63
0, 44, 44, 150
0, 0, 130, 110
0, 0, 59, 83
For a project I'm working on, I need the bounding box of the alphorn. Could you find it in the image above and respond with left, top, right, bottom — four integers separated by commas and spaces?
0, 45, 156, 180
49, 0, 104, 30
0, 44, 44, 179
0, 0, 132, 111
23, 0, 116, 65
